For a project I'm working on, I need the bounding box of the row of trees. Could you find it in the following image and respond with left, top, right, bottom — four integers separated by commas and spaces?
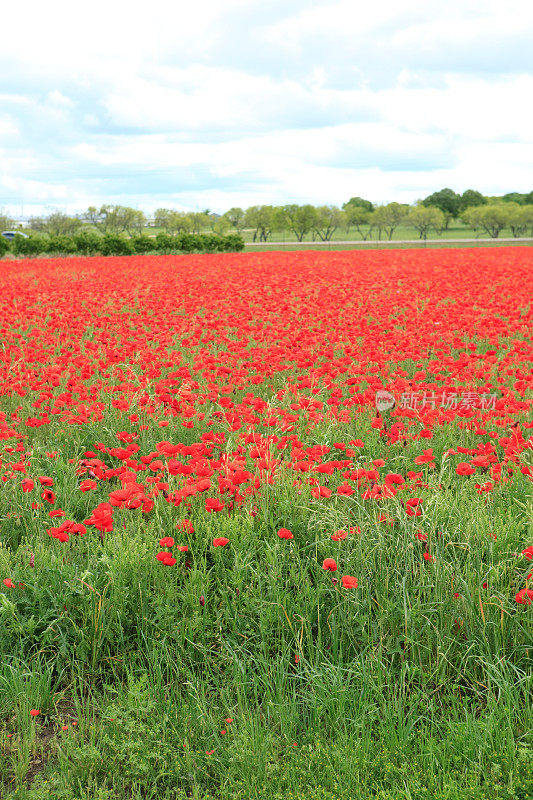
2, 188, 533, 244
221, 201, 533, 241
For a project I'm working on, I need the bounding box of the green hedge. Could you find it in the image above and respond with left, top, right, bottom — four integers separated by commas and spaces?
2, 231, 245, 258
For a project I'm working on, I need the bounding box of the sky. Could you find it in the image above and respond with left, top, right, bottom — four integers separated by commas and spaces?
1, 0, 533, 217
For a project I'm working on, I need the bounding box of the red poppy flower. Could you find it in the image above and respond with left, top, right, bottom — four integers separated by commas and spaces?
205, 498, 225, 512
515, 588, 533, 605
521, 546, 533, 561
331, 530, 348, 541
213, 537, 229, 547
79, 479, 97, 492
159, 536, 175, 547
322, 558, 337, 572
456, 462, 476, 476
156, 551, 176, 566
277, 528, 293, 539
341, 575, 358, 588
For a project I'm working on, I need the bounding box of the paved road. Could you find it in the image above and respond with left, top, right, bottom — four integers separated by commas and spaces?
246, 237, 533, 246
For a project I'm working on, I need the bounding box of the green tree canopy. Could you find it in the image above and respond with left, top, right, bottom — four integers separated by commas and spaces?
313, 206, 343, 241
372, 203, 409, 240
462, 204, 510, 238
28, 212, 82, 236
223, 208, 245, 230
280, 204, 317, 242
343, 196, 374, 213
82, 205, 145, 234
408, 205, 445, 239
459, 190, 487, 212
244, 206, 276, 242
422, 188, 461, 218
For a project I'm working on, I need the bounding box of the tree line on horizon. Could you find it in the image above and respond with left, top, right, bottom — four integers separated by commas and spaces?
2, 188, 533, 245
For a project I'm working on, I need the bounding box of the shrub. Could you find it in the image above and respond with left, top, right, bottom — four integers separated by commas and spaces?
0, 235, 9, 257
74, 230, 104, 255
100, 234, 135, 256
223, 233, 245, 252
155, 232, 176, 252
130, 234, 155, 254
12, 233, 50, 256
47, 234, 78, 254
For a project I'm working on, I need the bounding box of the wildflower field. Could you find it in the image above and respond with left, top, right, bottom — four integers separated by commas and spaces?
0, 248, 532, 800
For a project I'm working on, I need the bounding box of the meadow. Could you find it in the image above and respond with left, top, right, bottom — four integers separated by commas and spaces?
0, 248, 532, 799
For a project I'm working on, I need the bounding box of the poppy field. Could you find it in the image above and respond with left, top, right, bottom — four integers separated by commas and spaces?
0, 248, 532, 799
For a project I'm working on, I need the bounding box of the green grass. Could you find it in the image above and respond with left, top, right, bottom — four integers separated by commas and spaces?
1, 404, 532, 799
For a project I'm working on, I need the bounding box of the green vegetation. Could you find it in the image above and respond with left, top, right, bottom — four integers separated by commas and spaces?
3, 190, 533, 258
1, 411, 532, 799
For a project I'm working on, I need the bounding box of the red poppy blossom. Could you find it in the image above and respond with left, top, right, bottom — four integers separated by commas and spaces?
159, 536, 175, 547
331, 530, 348, 541
213, 537, 229, 547
341, 575, 358, 588
515, 588, 533, 605
30, 709, 40, 717
456, 462, 476, 476
322, 558, 337, 572
277, 528, 293, 539
521, 546, 533, 561
156, 551, 176, 566
205, 498, 225, 512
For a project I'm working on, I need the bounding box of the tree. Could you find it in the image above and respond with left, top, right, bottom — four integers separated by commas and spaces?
462, 204, 510, 238
244, 206, 276, 242
343, 196, 374, 213
459, 190, 487, 212
0, 210, 15, 230
422, 188, 461, 221
371, 203, 408, 240
408, 205, 445, 239
344, 206, 373, 240
81, 205, 145, 234
501, 192, 528, 205
521, 205, 533, 236
223, 208, 245, 231
154, 209, 172, 230
313, 206, 343, 241
504, 203, 531, 237
209, 215, 230, 236
155, 209, 193, 234
281, 204, 317, 241
189, 212, 210, 234
28, 213, 80, 235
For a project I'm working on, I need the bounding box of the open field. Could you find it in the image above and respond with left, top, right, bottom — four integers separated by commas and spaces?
238, 222, 531, 244
0, 248, 532, 799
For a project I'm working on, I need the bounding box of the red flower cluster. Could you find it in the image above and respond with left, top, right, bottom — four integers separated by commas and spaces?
0, 249, 530, 612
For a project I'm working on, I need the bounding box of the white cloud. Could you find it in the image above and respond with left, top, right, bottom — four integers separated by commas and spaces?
1, 0, 532, 213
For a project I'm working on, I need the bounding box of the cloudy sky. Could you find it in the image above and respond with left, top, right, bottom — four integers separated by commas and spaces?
1, 0, 532, 216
